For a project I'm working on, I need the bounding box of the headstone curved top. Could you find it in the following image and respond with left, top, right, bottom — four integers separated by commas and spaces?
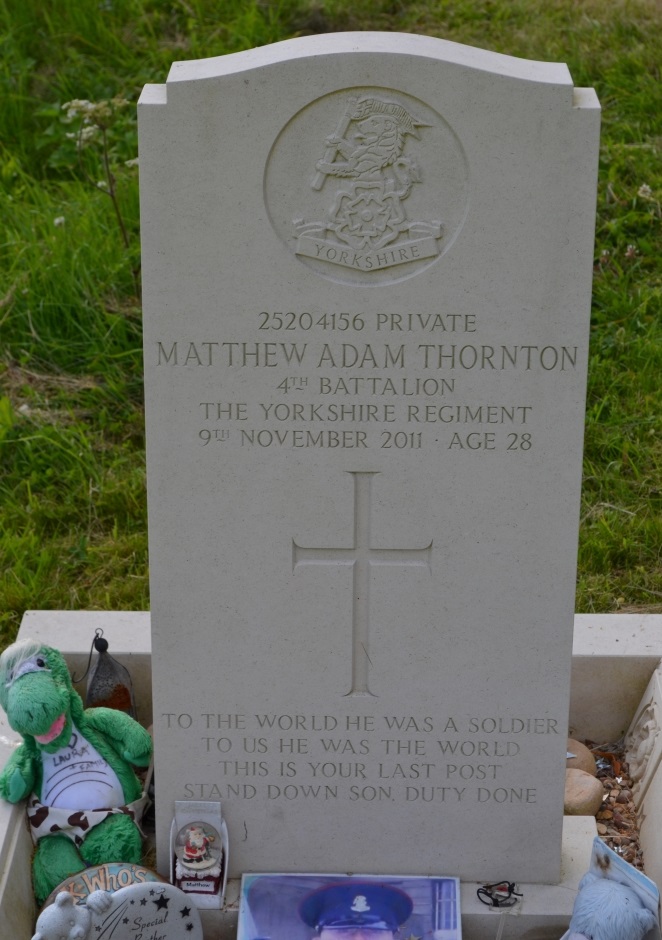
139, 31, 600, 883
165, 32, 572, 84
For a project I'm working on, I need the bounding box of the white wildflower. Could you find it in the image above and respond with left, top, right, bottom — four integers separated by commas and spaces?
624, 244, 638, 259
96, 180, 108, 190
638, 183, 653, 199
66, 126, 98, 144
124, 157, 139, 168
62, 98, 113, 127
62, 99, 94, 122
53, 216, 66, 227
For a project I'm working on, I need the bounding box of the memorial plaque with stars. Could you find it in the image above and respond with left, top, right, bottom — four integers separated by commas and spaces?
140, 32, 600, 883
41, 863, 165, 909
35, 882, 203, 940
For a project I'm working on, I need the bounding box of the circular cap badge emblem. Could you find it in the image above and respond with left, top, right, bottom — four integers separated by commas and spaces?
264, 87, 469, 286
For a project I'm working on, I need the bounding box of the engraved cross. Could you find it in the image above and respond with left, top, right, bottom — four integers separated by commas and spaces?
293, 471, 432, 697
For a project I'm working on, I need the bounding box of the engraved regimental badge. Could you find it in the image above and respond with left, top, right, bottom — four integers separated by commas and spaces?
264, 87, 468, 285
295, 95, 442, 271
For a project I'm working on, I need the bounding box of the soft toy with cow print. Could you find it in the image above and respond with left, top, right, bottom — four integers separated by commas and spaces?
0, 639, 151, 904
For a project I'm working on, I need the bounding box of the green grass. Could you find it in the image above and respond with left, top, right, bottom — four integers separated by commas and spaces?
1, 0, 661, 643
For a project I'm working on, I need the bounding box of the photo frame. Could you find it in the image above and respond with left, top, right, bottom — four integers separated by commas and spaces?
238, 873, 461, 940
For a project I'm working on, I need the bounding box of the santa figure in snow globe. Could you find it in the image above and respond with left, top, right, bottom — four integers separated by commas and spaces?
174, 819, 223, 897
183, 824, 214, 868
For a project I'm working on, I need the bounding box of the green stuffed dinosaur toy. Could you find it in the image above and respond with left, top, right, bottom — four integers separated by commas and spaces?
0, 638, 152, 904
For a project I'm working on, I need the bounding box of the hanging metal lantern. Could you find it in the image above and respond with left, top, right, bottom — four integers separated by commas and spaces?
82, 629, 137, 717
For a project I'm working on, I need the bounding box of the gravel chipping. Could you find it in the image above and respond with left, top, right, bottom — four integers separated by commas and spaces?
586, 740, 644, 871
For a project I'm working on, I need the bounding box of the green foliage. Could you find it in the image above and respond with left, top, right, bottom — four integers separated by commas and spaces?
1, 0, 661, 647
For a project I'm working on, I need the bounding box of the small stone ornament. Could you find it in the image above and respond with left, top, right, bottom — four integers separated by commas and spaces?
32, 882, 203, 940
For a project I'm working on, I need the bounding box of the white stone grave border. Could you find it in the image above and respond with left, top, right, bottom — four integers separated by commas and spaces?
1, 610, 661, 939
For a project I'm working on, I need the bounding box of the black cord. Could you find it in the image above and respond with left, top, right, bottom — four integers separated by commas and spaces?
476, 881, 523, 908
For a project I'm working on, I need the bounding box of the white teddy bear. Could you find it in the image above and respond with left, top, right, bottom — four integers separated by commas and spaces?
563, 872, 659, 940
32, 891, 112, 940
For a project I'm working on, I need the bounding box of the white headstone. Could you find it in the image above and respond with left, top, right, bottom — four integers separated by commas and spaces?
138, 32, 600, 884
